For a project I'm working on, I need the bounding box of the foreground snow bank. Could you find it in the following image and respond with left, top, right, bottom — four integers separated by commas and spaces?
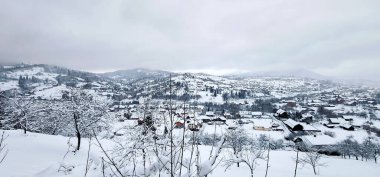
0, 130, 379, 177
212, 150, 380, 177
0, 130, 106, 177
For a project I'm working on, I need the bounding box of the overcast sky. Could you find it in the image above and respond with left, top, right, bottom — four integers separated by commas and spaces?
0, 0, 379, 79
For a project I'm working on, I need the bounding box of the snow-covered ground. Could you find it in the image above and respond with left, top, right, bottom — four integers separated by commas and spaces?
32, 85, 69, 100
0, 130, 102, 177
314, 124, 372, 143
1, 129, 380, 177
195, 91, 224, 103
0, 80, 18, 91
210, 150, 380, 177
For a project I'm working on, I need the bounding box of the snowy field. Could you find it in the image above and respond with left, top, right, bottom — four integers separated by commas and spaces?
0, 80, 18, 91
1, 130, 379, 177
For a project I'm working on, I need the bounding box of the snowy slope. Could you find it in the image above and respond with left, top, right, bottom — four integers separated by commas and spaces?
0, 130, 103, 177
0, 80, 18, 91
32, 85, 70, 99
1, 129, 380, 177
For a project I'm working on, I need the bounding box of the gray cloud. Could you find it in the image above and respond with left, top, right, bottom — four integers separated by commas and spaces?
0, 0, 379, 80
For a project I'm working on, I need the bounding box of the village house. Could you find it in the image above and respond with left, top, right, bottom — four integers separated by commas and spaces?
300, 113, 313, 124
300, 135, 337, 150
283, 119, 304, 131
252, 119, 272, 131
275, 109, 289, 120
198, 115, 212, 123
285, 100, 297, 107
251, 111, 263, 118
239, 111, 252, 118
205, 111, 215, 118
188, 119, 202, 131
213, 116, 227, 124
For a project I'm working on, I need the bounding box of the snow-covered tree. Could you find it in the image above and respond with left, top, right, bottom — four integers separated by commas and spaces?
29, 100, 73, 135
338, 136, 356, 159
362, 137, 380, 163
67, 90, 110, 151
4, 95, 37, 134
0, 92, 7, 128
225, 128, 248, 167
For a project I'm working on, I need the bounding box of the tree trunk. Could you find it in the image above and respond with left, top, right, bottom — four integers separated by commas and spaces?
265, 146, 270, 177
234, 150, 240, 167
294, 150, 299, 177
74, 113, 81, 151
76, 130, 81, 151
23, 114, 27, 134
143, 149, 146, 176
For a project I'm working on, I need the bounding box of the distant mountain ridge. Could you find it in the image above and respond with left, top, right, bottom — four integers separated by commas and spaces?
3, 64, 379, 88
0, 63, 106, 83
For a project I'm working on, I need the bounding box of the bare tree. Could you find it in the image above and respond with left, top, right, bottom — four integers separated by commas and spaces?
225, 140, 264, 177
300, 150, 326, 175
293, 144, 303, 177
93, 130, 125, 177
264, 142, 271, 177
0, 131, 8, 165
197, 137, 226, 177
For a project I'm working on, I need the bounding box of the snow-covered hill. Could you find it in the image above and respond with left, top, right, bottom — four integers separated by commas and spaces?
102, 68, 173, 81
0, 64, 114, 100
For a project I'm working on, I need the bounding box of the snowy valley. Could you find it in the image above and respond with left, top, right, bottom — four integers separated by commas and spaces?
0, 64, 379, 177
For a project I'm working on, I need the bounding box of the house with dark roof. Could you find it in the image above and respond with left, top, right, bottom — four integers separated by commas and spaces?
283, 119, 304, 131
